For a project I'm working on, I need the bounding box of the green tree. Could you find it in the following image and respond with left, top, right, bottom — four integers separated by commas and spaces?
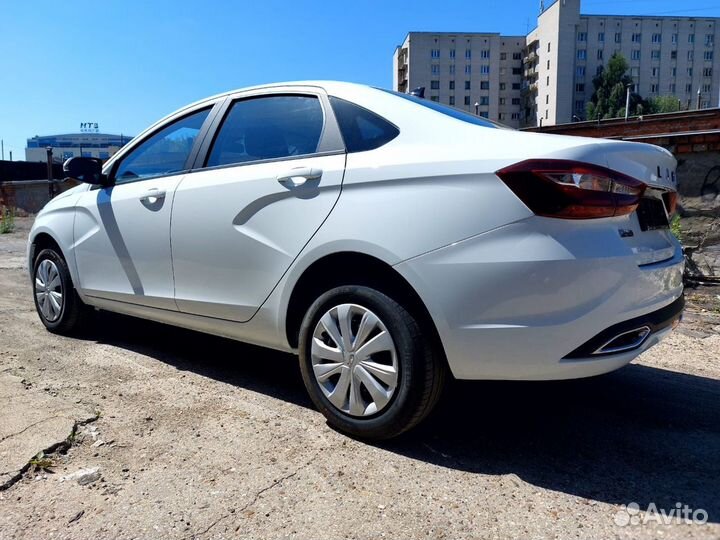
647, 95, 682, 114
586, 53, 646, 120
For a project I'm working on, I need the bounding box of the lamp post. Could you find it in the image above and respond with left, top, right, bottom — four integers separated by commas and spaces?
474, 102, 479, 115
46, 147, 54, 199
697, 88, 703, 109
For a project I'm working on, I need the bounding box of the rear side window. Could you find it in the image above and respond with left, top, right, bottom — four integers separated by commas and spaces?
329, 97, 399, 153
207, 95, 324, 167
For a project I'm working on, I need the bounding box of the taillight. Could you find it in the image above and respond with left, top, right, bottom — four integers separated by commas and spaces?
496, 159, 646, 219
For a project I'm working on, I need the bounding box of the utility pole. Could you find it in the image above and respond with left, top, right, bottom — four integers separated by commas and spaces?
625, 85, 631, 121
46, 147, 54, 199
9, 151, 12, 161
697, 88, 702, 109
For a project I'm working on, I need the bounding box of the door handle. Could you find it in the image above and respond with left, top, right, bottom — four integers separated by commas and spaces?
139, 188, 166, 202
276, 167, 322, 188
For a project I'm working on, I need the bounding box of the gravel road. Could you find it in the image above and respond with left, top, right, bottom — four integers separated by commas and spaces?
1, 217, 719, 539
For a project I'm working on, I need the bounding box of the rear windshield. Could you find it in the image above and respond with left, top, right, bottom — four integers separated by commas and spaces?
379, 89, 509, 129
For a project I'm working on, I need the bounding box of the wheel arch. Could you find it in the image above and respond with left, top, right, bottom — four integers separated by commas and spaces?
29, 231, 64, 267
284, 251, 448, 367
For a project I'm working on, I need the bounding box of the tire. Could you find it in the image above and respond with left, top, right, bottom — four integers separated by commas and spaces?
298, 285, 445, 440
32, 248, 89, 334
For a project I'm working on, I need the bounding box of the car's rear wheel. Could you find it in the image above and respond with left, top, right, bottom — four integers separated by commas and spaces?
32, 248, 88, 334
298, 285, 445, 440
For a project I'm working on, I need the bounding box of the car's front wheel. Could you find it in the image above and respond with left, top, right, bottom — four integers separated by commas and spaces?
32, 248, 88, 334
298, 285, 445, 440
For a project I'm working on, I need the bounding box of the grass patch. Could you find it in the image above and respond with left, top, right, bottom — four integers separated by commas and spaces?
0, 206, 15, 234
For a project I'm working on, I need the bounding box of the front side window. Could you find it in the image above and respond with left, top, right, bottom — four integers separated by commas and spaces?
207, 95, 323, 168
114, 108, 211, 183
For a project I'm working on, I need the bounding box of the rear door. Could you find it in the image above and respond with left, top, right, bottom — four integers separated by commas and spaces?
170, 88, 346, 321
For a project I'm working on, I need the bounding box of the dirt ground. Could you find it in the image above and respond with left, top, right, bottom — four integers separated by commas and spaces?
1, 217, 719, 540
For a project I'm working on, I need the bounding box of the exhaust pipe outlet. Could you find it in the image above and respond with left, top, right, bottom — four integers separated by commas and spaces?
593, 326, 651, 355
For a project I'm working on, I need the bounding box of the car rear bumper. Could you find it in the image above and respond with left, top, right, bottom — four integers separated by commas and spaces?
394, 216, 685, 380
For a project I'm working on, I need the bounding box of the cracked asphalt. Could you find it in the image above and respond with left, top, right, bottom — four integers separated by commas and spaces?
1, 217, 719, 539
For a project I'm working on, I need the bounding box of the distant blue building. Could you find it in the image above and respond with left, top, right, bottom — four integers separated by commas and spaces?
25, 133, 133, 162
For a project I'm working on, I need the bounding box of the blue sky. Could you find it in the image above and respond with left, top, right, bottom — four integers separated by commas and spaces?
2, 0, 720, 159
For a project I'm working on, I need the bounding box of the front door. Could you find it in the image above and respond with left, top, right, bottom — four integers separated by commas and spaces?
171, 92, 346, 322
73, 107, 212, 310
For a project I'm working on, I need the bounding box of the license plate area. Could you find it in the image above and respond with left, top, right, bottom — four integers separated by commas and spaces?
637, 197, 669, 231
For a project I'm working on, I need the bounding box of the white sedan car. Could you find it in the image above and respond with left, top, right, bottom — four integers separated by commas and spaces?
28, 81, 684, 439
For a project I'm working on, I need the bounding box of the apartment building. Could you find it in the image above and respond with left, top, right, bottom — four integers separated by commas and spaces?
393, 0, 720, 127
393, 33, 527, 127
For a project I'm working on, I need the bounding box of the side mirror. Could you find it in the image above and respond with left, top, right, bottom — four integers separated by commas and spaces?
63, 157, 111, 186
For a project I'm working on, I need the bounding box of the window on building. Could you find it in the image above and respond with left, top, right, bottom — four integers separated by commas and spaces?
546, 95, 549, 104
632, 50, 641, 60
499, 82, 506, 90
669, 83, 676, 93
615, 32, 622, 43
479, 112, 489, 118
430, 80, 440, 90
706, 34, 715, 45
512, 82, 521, 90
689, 34, 695, 43
511, 112, 521, 120
513, 52, 522, 60
545, 109, 549, 119
512, 67, 521, 75
431, 49, 440, 58
652, 67, 659, 77
450, 49, 456, 58
575, 100, 585, 111
449, 64, 456, 75
465, 48, 471, 59
672, 33, 678, 43
688, 67, 694, 76
631, 33, 642, 43
650, 83, 658, 93
465, 80, 471, 90
480, 81, 490, 89
598, 32, 605, 42
449, 80, 455, 90
449, 96, 455, 106
577, 49, 586, 60
547, 42, 551, 52
705, 51, 714, 61
465, 65, 472, 74
480, 65, 490, 74
651, 50, 661, 60
500, 67, 507, 75
597, 65, 604, 75
481, 49, 490, 59
500, 52, 507, 60
686, 83, 693, 93
547, 59, 551, 69
597, 49, 604, 60
479, 96, 490, 106
703, 83, 712, 92
577, 32, 587, 42
464, 96, 470, 105
431, 64, 440, 74
511, 98, 521, 105
672, 67, 677, 77
430, 96, 439, 102
575, 83, 585, 92
115, 107, 211, 182
701, 100, 710, 108
498, 113, 506, 120
652, 33, 662, 43
499, 97, 506, 105
703, 67, 713, 76
671, 50, 678, 60
631, 67, 640, 77
576, 66, 586, 77
547, 76, 550, 86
